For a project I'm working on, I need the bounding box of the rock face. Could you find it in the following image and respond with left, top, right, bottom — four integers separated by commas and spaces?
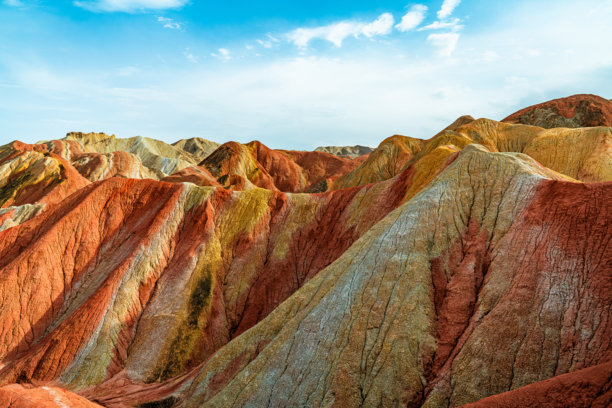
314, 145, 374, 157
0, 95, 610, 407
503, 94, 612, 128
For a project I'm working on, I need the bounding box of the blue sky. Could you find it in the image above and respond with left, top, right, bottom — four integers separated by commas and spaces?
0, 0, 611, 149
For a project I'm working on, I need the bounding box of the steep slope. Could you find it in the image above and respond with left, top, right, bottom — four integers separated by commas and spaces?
502, 94, 612, 128
167, 145, 611, 408
173, 137, 220, 162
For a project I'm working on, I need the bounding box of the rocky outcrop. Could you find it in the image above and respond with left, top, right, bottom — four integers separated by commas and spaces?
315, 145, 374, 158
502, 94, 612, 128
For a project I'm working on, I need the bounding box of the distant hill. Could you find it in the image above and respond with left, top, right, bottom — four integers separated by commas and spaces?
503, 93, 612, 128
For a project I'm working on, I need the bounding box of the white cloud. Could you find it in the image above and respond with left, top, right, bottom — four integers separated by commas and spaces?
3, 0, 24, 6
437, 0, 461, 19
418, 17, 463, 31
362, 13, 394, 37
211, 48, 231, 61
287, 13, 394, 48
74, 0, 188, 13
427, 32, 459, 56
395, 4, 427, 32
157, 16, 181, 29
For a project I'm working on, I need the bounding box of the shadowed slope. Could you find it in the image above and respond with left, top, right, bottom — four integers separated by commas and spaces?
503, 94, 612, 128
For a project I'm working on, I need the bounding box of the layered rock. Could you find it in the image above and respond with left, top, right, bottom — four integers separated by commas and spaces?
503, 94, 612, 128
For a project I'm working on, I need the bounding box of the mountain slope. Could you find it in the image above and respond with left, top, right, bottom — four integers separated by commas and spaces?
168, 145, 610, 408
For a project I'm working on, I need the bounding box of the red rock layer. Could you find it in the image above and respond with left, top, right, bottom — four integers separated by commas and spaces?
503, 94, 612, 128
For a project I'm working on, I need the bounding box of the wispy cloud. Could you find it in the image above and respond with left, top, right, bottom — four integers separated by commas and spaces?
74, 0, 188, 13
427, 32, 459, 56
157, 16, 181, 29
418, 17, 462, 31
255, 34, 280, 49
437, 0, 461, 20
287, 13, 394, 48
395, 4, 427, 32
211, 48, 231, 61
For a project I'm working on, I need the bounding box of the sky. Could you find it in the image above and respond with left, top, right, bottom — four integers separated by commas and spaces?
0, 0, 611, 149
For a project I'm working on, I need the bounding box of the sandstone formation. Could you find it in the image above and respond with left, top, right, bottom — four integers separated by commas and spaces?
314, 145, 374, 158
503, 94, 612, 128
0, 95, 609, 407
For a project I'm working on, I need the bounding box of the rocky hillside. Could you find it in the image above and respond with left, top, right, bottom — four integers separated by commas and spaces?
0, 95, 610, 407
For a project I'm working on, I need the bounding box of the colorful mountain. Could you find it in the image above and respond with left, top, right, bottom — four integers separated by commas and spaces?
0, 95, 610, 407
